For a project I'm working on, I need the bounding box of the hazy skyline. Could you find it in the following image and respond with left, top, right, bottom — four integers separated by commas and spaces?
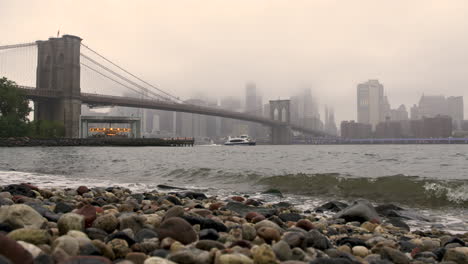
1, 0, 468, 123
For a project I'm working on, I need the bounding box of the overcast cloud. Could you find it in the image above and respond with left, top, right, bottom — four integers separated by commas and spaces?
1, 0, 468, 123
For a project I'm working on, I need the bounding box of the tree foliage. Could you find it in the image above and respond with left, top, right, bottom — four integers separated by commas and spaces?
0, 77, 32, 137
29, 120, 65, 138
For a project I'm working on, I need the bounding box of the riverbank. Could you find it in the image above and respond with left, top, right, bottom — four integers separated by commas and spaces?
0, 183, 466, 264
0, 137, 194, 147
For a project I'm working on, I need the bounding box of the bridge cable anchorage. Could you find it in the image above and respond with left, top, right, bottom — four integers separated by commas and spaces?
80, 43, 183, 103
80, 53, 172, 102
0, 42, 37, 51
80, 62, 169, 102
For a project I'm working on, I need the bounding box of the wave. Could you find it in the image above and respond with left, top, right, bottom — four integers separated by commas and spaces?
256, 173, 468, 208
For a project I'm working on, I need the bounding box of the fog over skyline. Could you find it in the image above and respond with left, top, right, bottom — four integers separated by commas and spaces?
1, 0, 468, 123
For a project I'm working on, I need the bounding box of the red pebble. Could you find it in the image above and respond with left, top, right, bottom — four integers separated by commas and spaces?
231, 196, 245, 202
76, 204, 97, 227
296, 219, 314, 231
76, 186, 90, 195
252, 215, 266, 223
209, 202, 224, 211
245, 212, 261, 222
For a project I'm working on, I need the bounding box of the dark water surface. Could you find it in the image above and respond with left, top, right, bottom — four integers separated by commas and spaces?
0, 145, 467, 231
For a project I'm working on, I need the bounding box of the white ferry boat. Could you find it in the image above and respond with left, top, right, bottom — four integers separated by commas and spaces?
224, 135, 256, 146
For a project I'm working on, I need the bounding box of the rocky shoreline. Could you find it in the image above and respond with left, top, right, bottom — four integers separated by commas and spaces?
0, 183, 467, 264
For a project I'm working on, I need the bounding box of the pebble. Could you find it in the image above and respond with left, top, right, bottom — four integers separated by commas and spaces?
157, 217, 197, 245
57, 213, 85, 235
0, 204, 47, 229
7, 228, 50, 245
92, 213, 119, 233
0, 183, 465, 264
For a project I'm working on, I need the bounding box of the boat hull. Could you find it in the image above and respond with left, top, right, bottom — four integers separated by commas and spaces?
224, 141, 256, 146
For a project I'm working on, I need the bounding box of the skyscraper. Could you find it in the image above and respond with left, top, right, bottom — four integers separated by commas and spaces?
357, 80, 385, 129
245, 82, 262, 138
447, 96, 464, 130
324, 105, 338, 135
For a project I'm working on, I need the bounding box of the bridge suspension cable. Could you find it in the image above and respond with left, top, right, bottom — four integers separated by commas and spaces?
0, 42, 36, 51
80, 53, 174, 102
80, 43, 183, 103
0, 42, 37, 87
80, 62, 165, 102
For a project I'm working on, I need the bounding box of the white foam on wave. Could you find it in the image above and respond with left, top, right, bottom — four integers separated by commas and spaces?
423, 182, 468, 204
0, 170, 154, 193
1, 170, 467, 233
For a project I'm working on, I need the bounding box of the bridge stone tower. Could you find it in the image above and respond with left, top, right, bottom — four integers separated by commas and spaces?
34, 35, 82, 138
269, 100, 292, 144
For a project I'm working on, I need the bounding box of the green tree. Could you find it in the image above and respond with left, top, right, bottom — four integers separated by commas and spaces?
0, 77, 32, 137
29, 120, 65, 138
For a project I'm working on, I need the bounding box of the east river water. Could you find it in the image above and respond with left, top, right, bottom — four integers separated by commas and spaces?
0, 145, 467, 232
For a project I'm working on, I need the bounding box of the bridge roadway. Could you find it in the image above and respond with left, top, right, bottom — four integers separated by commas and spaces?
19, 86, 327, 136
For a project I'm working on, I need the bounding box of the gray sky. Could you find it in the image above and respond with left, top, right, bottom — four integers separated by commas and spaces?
1, 0, 468, 123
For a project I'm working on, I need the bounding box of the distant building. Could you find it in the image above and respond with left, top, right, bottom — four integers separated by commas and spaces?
324, 106, 338, 136
176, 99, 208, 138
157, 110, 175, 136
220, 96, 243, 137
245, 82, 263, 138
375, 119, 403, 138
357, 80, 385, 129
411, 95, 463, 130
418, 95, 448, 118
410, 104, 420, 120
447, 96, 464, 130
389, 104, 409, 121
410, 115, 452, 138
341, 121, 372, 139
290, 88, 319, 126
462, 120, 468, 131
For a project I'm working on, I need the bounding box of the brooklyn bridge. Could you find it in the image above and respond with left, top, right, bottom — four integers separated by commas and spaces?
0, 35, 330, 144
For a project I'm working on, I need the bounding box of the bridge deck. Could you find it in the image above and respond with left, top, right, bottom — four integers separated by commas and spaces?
18, 86, 328, 136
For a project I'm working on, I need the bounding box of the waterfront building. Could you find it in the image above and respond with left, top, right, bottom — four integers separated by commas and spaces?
389, 104, 409, 121
357, 80, 385, 129
411, 95, 463, 130
410, 115, 452, 138
447, 96, 464, 130
375, 119, 403, 138
462, 120, 468, 131
410, 104, 420, 120
418, 95, 448, 118
324, 106, 338, 136
341, 120, 372, 139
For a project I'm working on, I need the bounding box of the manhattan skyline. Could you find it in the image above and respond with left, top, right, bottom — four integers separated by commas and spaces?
1, 0, 468, 124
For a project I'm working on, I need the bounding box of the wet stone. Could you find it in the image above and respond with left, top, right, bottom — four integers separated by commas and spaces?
279, 213, 302, 222
92, 214, 119, 233
58, 213, 85, 235
157, 217, 197, 245
106, 231, 136, 246
135, 228, 159, 243
85, 228, 108, 241
195, 239, 226, 250
54, 202, 74, 214
199, 228, 219, 240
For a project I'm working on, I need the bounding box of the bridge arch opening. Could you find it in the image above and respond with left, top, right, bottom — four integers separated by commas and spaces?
273, 108, 279, 121
281, 108, 287, 122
